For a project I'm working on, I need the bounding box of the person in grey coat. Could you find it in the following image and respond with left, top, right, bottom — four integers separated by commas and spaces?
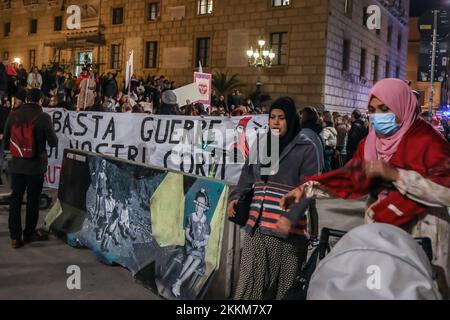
227, 97, 320, 300
300, 106, 324, 242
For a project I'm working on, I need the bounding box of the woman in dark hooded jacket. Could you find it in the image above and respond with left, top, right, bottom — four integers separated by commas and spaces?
227, 97, 320, 300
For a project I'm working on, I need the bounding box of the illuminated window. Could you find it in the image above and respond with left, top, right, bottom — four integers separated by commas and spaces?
197, 0, 213, 15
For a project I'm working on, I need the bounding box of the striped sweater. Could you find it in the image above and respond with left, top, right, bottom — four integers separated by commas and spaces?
246, 181, 309, 237
229, 132, 321, 239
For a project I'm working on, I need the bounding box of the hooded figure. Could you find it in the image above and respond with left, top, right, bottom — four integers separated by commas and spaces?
261, 97, 301, 182
268, 97, 301, 154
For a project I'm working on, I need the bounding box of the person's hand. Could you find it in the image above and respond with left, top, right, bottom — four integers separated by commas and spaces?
364, 160, 399, 182
0, 134, 3, 141
280, 187, 304, 212
274, 216, 292, 237
227, 200, 238, 218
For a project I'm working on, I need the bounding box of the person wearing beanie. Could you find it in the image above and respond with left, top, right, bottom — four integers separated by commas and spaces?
157, 90, 180, 115
3, 88, 58, 249
13, 89, 27, 110
227, 96, 320, 300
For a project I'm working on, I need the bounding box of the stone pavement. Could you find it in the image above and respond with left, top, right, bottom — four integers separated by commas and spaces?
0, 184, 366, 300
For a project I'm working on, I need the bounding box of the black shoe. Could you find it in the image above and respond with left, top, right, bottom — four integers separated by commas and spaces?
23, 230, 49, 244
11, 239, 23, 249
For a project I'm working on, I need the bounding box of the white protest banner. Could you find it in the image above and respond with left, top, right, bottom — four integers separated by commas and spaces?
44, 109, 269, 189
173, 83, 202, 106
125, 50, 134, 94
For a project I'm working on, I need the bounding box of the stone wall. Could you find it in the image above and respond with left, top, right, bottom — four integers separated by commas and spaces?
0, 0, 410, 113
324, 0, 409, 113
98, 0, 329, 106
0, 0, 101, 70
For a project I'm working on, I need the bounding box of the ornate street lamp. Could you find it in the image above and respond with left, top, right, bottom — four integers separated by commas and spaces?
246, 38, 276, 68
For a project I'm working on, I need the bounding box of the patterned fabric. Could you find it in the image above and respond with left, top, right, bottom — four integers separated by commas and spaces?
394, 169, 450, 208
410, 208, 450, 294
234, 228, 307, 300
308, 119, 450, 226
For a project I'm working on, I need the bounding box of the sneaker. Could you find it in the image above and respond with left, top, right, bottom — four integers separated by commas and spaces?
23, 230, 49, 244
11, 240, 23, 249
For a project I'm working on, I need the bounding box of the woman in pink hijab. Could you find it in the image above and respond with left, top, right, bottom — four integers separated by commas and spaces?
281, 78, 450, 295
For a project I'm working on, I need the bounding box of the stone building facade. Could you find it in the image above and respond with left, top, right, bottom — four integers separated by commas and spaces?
0, 0, 409, 113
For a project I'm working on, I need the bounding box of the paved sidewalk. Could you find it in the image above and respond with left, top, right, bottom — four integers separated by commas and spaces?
0, 184, 365, 300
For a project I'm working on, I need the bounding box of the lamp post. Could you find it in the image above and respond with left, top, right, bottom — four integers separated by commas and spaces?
246, 39, 276, 69
246, 38, 276, 89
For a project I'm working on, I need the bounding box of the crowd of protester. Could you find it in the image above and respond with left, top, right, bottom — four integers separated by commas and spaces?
1, 60, 449, 162
1, 58, 450, 299
0, 60, 273, 116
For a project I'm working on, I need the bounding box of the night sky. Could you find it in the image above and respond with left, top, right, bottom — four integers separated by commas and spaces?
410, 0, 450, 17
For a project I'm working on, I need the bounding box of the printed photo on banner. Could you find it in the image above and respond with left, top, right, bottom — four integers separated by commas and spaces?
44, 149, 228, 300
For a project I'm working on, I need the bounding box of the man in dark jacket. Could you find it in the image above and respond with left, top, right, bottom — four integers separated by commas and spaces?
55, 68, 66, 102
3, 89, 58, 248
346, 109, 368, 162
17, 64, 28, 89
231, 90, 244, 107
0, 89, 17, 184
0, 60, 9, 106
216, 95, 229, 113
40, 65, 53, 96
101, 72, 118, 99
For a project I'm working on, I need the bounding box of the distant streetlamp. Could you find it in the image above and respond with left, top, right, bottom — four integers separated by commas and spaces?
246, 38, 276, 69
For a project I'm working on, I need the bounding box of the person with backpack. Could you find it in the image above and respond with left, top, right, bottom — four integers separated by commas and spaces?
320, 120, 337, 173
3, 89, 58, 249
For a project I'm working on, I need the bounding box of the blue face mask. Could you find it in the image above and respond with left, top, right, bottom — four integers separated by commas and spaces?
369, 113, 400, 136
